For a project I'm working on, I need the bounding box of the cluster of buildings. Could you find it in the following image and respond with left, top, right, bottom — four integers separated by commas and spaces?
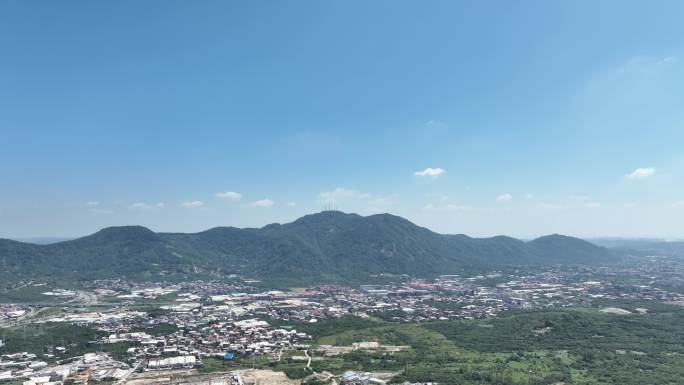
1, 352, 49, 381
85, 279, 252, 300
105, 317, 310, 369
3, 258, 684, 384
186, 269, 663, 325
41, 289, 77, 298
0, 311, 311, 384
44, 309, 147, 325
340, 370, 386, 385
0, 352, 128, 384
1, 304, 26, 321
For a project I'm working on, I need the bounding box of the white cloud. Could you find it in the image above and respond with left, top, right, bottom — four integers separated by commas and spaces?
424, 192, 474, 212
424, 203, 475, 212
585, 202, 601, 208
611, 56, 677, 77
495, 193, 513, 203
626, 167, 656, 180
251, 198, 274, 208
215, 191, 242, 200
88, 208, 114, 215
181, 201, 204, 209
318, 188, 369, 203
414, 167, 445, 178
444, 204, 475, 211
669, 200, 684, 208
130, 202, 165, 210
317, 188, 395, 213
83, 201, 111, 214
569, 195, 589, 201
658, 56, 677, 65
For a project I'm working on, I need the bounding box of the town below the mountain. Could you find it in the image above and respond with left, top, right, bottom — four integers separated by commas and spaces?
2, 244, 684, 385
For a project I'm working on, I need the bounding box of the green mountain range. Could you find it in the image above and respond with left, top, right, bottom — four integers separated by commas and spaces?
0, 211, 618, 285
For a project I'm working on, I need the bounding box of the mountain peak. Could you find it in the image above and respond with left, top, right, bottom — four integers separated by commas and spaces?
87, 225, 158, 242
0, 212, 620, 284
530, 233, 600, 246
290, 210, 360, 224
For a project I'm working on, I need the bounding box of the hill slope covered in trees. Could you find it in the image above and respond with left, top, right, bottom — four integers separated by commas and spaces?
0, 211, 618, 284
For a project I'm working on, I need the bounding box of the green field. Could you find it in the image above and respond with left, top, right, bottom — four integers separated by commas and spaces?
4, 301, 684, 384
0, 323, 105, 358
276, 301, 684, 384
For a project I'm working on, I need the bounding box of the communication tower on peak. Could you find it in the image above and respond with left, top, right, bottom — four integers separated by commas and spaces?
323, 202, 340, 212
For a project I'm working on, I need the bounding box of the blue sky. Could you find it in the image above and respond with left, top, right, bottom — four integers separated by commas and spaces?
2, 1, 684, 239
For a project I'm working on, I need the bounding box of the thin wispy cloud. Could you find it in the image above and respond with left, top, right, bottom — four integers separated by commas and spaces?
424, 203, 475, 212
585, 202, 601, 208
88, 208, 114, 215
215, 191, 242, 200
83, 201, 112, 214
318, 188, 395, 213
425, 119, 447, 127
414, 167, 445, 178
318, 188, 369, 203
130, 202, 165, 210
251, 199, 274, 208
569, 195, 589, 201
181, 201, 204, 209
495, 193, 512, 203
626, 167, 656, 180
610, 56, 677, 78
533, 202, 567, 210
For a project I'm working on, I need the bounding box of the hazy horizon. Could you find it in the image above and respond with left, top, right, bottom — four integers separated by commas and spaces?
5, 210, 684, 242
3, 1, 684, 239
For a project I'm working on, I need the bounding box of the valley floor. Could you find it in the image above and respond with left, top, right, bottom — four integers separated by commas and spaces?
3, 260, 684, 385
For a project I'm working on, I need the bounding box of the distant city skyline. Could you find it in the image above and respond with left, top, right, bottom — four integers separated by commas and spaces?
2, 1, 684, 238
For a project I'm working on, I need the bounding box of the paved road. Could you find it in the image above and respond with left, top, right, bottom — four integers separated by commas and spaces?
304, 349, 311, 369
